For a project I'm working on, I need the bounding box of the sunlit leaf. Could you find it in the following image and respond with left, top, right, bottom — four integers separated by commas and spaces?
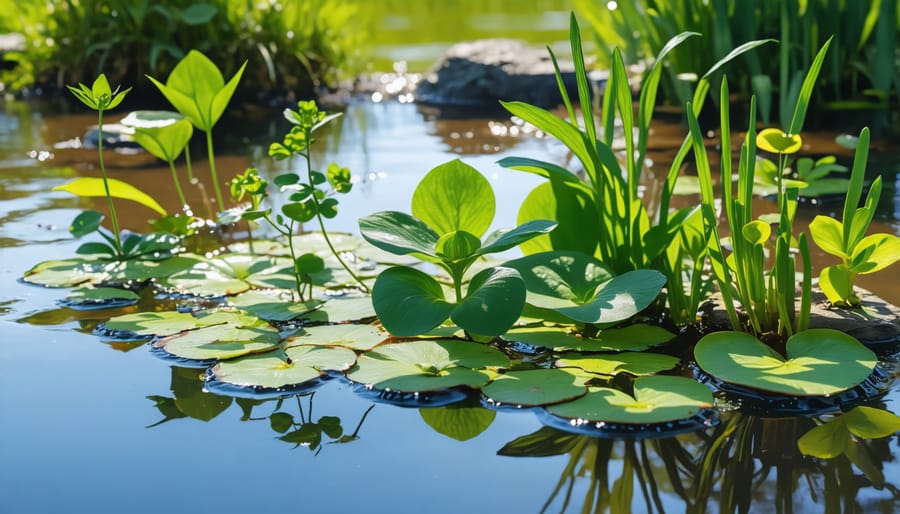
54, 177, 167, 215
411, 159, 495, 237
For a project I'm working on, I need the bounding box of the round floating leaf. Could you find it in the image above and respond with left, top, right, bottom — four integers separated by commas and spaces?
302, 296, 377, 323
154, 321, 281, 361
22, 258, 109, 287
229, 290, 321, 321
162, 254, 291, 297
286, 324, 387, 351
546, 376, 714, 424
105, 255, 201, 283
556, 352, 679, 376
482, 369, 587, 406
210, 345, 356, 389
372, 266, 453, 336
694, 329, 877, 396
411, 159, 495, 237
420, 405, 496, 441
105, 311, 204, 336
66, 286, 139, 303
503, 324, 675, 352
450, 266, 526, 337
347, 339, 508, 392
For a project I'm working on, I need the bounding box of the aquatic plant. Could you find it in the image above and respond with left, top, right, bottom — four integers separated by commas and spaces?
798, 406, 900, 459
500, 14, 770, 325
148, 50, 246, 209
120, 111, 194, 210
808, 128, 900, 307
227, 101, 369, 299
359, 159, 556, 337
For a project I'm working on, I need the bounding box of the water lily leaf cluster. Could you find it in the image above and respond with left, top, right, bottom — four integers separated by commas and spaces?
798, 406, 900, 459
359, 159, 556, 337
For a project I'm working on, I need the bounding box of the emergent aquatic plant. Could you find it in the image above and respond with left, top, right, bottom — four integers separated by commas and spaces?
120, 110, 194, 210
148, 50, 246, 209
808, 128, 900, 307
227, 101, 369, 299
359, 159, 556, 337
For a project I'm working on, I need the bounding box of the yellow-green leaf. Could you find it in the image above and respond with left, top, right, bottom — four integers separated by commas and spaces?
756, 128, 802, 154
54, 177, 167, 215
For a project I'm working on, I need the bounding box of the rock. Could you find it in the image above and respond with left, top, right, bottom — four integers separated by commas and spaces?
415, 38, 605, 111
700, 288, 900, 347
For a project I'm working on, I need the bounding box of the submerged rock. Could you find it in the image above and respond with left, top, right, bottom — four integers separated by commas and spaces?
415, 38, 606, 111
701, 288, 900, 347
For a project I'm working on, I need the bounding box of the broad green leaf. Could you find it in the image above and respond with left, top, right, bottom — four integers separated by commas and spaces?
180, 3, 218, 24
798, 418, 851, 458
230, 290, 321, 321
104, 310, 224, 336
154, 321, 281, 361
809, 215, 848, 258
286, 324, 387, 351
419, 405, 496, 441
435, 230, 481, 261
516, 181, 600, 256
372, 266, 453, 336
302, 296, 377, 324
358, 211, 440, 259
851, 233, 900, 273
742, 220, 771, 245
556, 352, 679, 376
21, 257, 109, 287
70, 210, 104, 238
54, 177, 167, 216
550, 269, 666, 325
546, 376, 713, 424
169, 366, 231, 421
450, 267, 525, 337
161, 254, 292, 297
478, 220, 557, 255
130, 118, 193, 162
482, 369, 587, 406
347, 339, 509, 392
820, 265, 857, 306
843, 406, 900, 439
756, 128, 802, 154
210, 345, 356, 389
497, 156, 587, 188
411, 159, 495, 237
503, 324, 675, 352
694, 329, 877, 396
505, 251, 614, 303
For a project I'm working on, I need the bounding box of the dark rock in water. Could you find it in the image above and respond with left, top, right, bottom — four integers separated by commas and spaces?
415, 38, 606, 112
701, 288, 900, 347
81, 123, 143, 152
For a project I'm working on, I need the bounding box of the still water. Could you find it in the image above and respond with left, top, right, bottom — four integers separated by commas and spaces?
3, 8, 900, 514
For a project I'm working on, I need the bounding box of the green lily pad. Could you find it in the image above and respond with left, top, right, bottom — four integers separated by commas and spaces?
420, 404, 496, 441
303, 296, 377, 323
209, 345, 357, 389
22, 257, 109, 287
104, 310, 222, 336
229, 290, 321, 321
482, 369, 587, 406
65, 286, 140, 304
546, 376, 714, 424
502, 324, 675, 352
694, 329, 877, 396
153, 320, 281, 361
347, 339, 509, 392
286, 324, 387, 351
556, 352, 680, 376
161, 254, 293, 296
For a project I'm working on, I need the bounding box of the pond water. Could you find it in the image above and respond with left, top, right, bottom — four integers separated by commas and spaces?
3, 7, 900, 514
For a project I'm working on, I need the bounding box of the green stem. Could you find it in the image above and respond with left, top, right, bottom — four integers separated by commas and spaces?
96, 109, 123, 256
285, 219, 305, 301
167, 159, 188, 209
302, 146, 371, 294
184, 145, 194, 181
206, 130, 224, 209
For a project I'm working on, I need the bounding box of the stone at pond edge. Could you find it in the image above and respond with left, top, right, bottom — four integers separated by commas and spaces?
415, 39, 607, 110
701, 288, 900, 346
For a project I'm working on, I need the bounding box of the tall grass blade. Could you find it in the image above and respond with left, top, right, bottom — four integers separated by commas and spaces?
569, 12, 597, 145
788, 37, 832, 135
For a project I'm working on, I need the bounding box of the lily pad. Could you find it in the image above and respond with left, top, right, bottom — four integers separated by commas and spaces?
420, 404, 496, 441
502, 324, 675, 352
286, 324, 388, 351
22, 257, 109, 287
546, 376, 714, 424
209, 345, 357, 390
556, 352, 680, 376
694, 329, 877, 396
302, 296, 377, 323
63, 286, 140, 309
153, 320, 281, 361
229, 290, 321, 321
161, 254, 293, 296
482, 369, 587, 406
104, 310, 221, 336
347, 339, 509, 392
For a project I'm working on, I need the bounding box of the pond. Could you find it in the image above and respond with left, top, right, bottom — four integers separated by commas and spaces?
3, 9, 900, 514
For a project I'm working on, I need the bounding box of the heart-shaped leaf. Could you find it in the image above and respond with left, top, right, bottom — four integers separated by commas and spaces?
450, 267, 525, 336
411, 159, 495, 237
756, 128, 802, 154
209, 345, 356, 390
372, 266, 453, 336
546, 375, 714, 424
482, 369, 587, 406
556, 352, 679, 376
694, 329, 877, 396
347, 339, 509, 392
850, 233, 900, 274
153, 321, 281, 361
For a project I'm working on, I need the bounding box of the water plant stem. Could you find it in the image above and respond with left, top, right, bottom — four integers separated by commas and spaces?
167, 160, 188, 209
206, 131, 224, 209
284, 219, 306, 301
301, 147, 371, 294
96, 109, 123, 256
